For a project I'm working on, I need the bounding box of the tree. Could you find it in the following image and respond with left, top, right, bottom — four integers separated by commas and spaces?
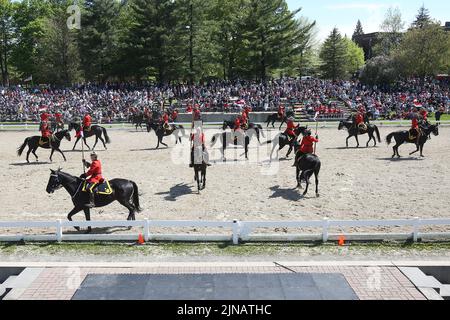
393, 23, 450, 78
319, 28, 347, 80
342, 37, 365, 77
359, 55, 397, 85
10, 0, 51, 82
0, 0, 15, 86
242, 0, 310, 81
34, 1, 81, 85
78, 0, 121, 82
375, 7, 405, 56
127, 0, 186, 83
411, 5, 432, 29
352, 19, 364, 41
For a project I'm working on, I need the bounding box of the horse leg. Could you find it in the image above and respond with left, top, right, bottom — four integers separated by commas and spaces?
26, 146, 32, 163
98, 135, 107, 150
303, 172, 310, 196
346, 135, 351, 148
83, 138, 91, 150
92, 136, 99, 150
394, 144, 401, 158
83, 208, 92, 233
296, 166, 302, 189
119, 200, 136, 222
49, 148, 55, 162
32, 147, 39, 162
315, 170, 319, 198
72, 137, 80, 150
410, 145, 420, 156
286, 145, 293, 158
366, 134, 372, 148
67, 207, 83, 231
195, 169, 201, 193
355, 135, 360, 148
202, 167, 206, 190
420, 144, 424, 157
56, 148, 66, 161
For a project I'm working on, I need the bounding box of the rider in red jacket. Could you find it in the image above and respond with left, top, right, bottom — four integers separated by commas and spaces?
293, 129, 319, 167
80, 152, 104, 208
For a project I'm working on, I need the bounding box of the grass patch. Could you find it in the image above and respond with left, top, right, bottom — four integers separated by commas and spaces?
1, 241, 450, 257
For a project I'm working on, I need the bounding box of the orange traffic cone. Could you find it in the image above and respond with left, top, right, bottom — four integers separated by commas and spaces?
338, 235, 345, 246
137, 233, 145, 245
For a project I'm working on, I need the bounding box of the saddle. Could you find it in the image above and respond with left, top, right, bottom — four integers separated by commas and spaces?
39, 136, 53, 147
82, 180, 113, 195
357, 123, 367, 134
83, 125, 92, 132
408, 128, 421, 141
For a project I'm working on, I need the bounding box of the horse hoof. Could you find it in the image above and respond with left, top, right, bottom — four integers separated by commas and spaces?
303, 192, 307, 196
316, 193, 320, 198
85, 229, 92, 234
74, 227, 80, 232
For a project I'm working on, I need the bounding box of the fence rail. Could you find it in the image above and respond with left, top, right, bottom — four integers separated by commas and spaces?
1, 218, 450, 244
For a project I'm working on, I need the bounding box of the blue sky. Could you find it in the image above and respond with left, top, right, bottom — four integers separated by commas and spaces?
286, 0, 450, 42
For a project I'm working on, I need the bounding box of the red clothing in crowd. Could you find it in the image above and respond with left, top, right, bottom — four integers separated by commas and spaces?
171, 110, 178, 121
85, 160, 104, 184
278, 106, 285, 118
300, 135, 319, 154
55, 113, 63, 122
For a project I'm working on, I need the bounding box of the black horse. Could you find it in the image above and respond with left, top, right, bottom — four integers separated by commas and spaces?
222, 120, 265, 143
266, 110, 295, 129
46, 169, 142, 233
386, 124, 439, 158
68, 122, 111, 151
296, 153, 321, 197
131, 113, 145, 131
17, 130, 71, 163
211, 129, 260, 161
146, 121, 186, 149
338, 121, 381, 148
266, 126, 308, 159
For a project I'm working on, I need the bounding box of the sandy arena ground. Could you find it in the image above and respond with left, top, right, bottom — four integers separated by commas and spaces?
1, 125, 449, 233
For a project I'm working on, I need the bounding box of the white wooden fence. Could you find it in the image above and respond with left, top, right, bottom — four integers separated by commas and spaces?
1, 218, 450, 244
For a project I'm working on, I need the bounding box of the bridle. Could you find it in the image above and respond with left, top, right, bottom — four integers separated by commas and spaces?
50, 173, 83, 199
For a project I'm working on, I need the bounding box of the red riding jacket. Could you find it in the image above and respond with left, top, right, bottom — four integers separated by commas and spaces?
86, 160, 104, 184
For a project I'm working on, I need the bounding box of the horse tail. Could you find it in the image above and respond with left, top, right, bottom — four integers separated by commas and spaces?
386, 132, 395, 145
17, 138, 29, 156
374, 125, 381, 143
102, 127, 111, 144
132, 181, 142, 212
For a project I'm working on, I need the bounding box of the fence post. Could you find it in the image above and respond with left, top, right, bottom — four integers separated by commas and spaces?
144, 219, 150, 242
56, 219, 63, 243
232, 220, 239, 245
322, 218, 329, 243
413, 217, 420, 243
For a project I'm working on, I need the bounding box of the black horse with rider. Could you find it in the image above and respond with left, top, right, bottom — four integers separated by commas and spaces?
17, 130, 72, 163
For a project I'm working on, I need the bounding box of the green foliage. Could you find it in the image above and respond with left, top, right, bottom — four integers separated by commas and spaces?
411, 5, 432, 29
319, 28, 347, 80
359, 55, 397, 85
393, 23, 450, 78
342, 37, 365, 77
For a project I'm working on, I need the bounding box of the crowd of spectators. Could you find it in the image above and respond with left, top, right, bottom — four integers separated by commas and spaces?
0, 77, 448, 122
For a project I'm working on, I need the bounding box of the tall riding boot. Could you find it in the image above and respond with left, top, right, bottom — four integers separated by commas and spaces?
86, 192, 95, 208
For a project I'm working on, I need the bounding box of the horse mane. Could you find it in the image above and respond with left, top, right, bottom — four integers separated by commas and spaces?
58, 170, 81, 184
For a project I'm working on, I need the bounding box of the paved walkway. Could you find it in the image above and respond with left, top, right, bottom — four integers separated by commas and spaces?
4, 263, 425, 300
